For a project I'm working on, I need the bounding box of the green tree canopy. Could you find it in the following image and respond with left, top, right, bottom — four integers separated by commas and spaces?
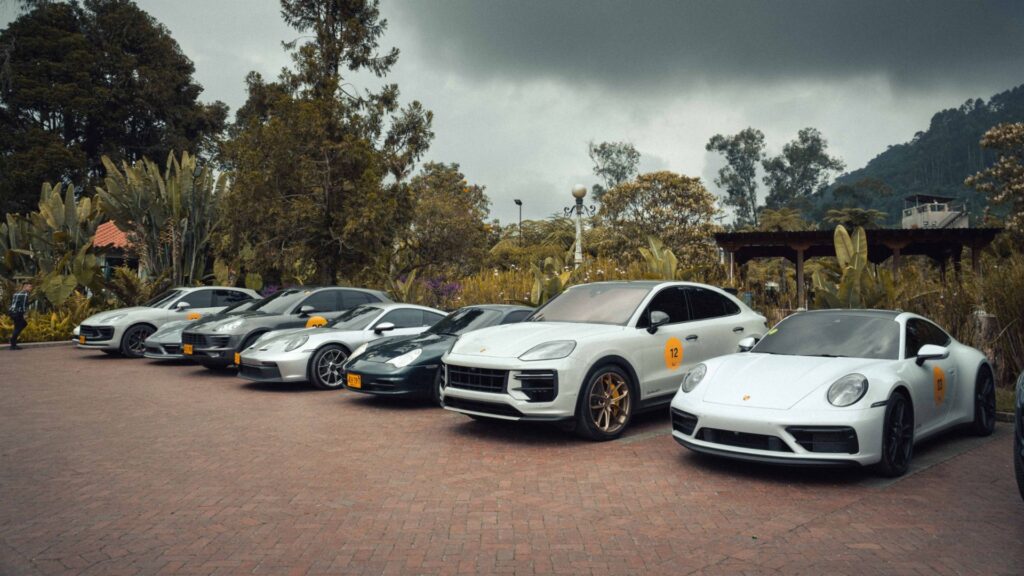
0, 0, 228, 217
706, 127, 766, 227
588, 141, 640, 202
966, 122, 1024, 235
762, 127, 845, 212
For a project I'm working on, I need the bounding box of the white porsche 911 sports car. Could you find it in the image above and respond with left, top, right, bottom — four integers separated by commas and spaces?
670, 309, 996, 477
441, 281, 767, 440
75, 286, 259, 358
237, 303, 446, 389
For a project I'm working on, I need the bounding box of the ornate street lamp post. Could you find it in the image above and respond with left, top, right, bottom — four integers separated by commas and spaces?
564, 184, 596, 268
514, 198, 523, 247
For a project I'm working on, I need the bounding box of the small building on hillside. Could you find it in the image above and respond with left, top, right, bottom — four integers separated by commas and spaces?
92, 221, 139, 277
901, 194, 969, 229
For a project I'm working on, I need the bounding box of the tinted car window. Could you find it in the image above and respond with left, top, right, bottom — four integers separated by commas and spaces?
423, 311, 445, 326
639, 287, 689, 328
145, 289, 184, 308
501, 310, 532, 324
251, 289, 304, 314
686, 287, 739, 320
328, 305, 382, 330
214, 289, 250, 306
342, 291, 378, 307
529, 284, 652, 326
177, 289, 214, 308
378, 308, 425, 328
752, 313, 900, 360
298, 290, 341, 313
905, 318, 952, 358
428, 308, 502, 335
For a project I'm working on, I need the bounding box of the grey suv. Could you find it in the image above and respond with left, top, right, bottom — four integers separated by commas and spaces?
181, 286, 391, 369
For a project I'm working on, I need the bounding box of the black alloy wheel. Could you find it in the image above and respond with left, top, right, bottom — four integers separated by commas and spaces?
876, 391, 914, 478
120, 325, 155, 358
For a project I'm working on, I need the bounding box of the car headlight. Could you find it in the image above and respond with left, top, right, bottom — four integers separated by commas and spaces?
215, 319, 244, 333
284, 334, 308, 352
519, 340, 576, 361
827, 374, 868, 407
387, 348, 422, 368
681, 363, 707, 393
73, 326, 80, 336
349, 343, 369, 361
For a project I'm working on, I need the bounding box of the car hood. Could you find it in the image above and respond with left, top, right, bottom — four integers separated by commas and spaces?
360, 332, 454, 363
200, 310, 277, 332
81, 306, 153, 325
700, 353, 888, 410
251, 327, 361, 351
449, 322, 624, 359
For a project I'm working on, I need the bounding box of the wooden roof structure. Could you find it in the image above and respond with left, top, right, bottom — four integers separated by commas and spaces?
714, 227, 1003, 308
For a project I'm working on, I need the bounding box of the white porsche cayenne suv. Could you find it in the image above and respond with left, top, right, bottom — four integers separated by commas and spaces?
440, 281, 767, 440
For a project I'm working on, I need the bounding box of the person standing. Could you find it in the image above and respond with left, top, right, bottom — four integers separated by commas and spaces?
8, 282, 31, 350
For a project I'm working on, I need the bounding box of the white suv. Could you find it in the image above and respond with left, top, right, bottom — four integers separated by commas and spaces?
441, 281, 767, 440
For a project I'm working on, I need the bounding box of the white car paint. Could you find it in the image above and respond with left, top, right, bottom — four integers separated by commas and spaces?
440, 281, 767, 436
670, 310, 993, 471
75, 286, 259, 355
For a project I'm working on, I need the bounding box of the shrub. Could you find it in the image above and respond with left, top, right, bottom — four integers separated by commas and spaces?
0, 293, 96, 343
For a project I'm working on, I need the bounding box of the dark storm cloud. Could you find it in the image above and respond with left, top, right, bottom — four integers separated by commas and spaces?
393, 0, 1024, 90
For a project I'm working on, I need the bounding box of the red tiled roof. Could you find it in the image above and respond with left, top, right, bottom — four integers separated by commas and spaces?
92, 221, 131, 249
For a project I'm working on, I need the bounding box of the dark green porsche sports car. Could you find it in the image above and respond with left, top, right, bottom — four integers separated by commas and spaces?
341, 304, 532, 404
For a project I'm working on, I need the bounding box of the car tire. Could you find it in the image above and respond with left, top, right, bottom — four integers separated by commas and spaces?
431, 369, 444, 407
119, 324, 155, 358
309, 344, 349, 390
876, 390, 914, 478
574, 364, 634, 441
969, 365, 996, 437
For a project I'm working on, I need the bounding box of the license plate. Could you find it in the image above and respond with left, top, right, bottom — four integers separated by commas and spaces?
234, 352, 241, 366
347, 373, 361, 389
183, 344, 193, 355
78, 335, 85, 344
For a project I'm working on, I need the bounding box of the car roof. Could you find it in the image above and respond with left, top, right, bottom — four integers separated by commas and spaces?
372, 302, 444, 313
794, 309, 901, 320
464, 304, 534, 312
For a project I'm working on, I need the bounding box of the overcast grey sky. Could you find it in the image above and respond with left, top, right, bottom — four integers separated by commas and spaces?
4, 0, 1023, 223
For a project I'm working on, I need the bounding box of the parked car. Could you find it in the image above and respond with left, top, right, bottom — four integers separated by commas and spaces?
343, 305, 533, 404
75, 286, 259, 358
1015, 371, 1024, 501
181, 286, 390, 370
237, 303, 446, 388
143, 297, 259, 360
441, 281, 767, 440
669, 309, 996, 477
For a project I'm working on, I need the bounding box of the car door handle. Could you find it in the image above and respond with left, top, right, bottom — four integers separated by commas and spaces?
732, 327, 744, 333
685, 334, 699, 342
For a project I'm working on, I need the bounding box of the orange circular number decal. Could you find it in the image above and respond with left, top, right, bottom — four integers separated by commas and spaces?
664, 337, 684, 370
186, 312, 202, 320
306, 315, 327, 328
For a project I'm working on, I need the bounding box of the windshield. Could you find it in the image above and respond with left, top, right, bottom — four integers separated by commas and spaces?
528, 284, 652, 325
250, 289, 305, 314
223, 299, 257, 314
428, 307, 502, 336
753, 313, 900, 360
326, 305, 382, 330
145, 289, 184, 308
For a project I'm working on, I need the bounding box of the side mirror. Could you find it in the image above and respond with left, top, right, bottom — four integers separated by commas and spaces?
915, 344, 949, 366
374, 322, 395, 334
175, 301, 191, 311
646, 310, 670, 334
737, 336, 759, 352
298, 305, 315, 316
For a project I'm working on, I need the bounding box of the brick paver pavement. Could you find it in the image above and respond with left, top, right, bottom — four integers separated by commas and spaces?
1, 346, 1021, 575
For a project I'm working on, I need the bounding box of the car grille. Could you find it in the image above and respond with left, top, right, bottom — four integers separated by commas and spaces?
238, 362, 282, 381
696, 427, 792, 452
512, 370, 558, 402
446, 365, 508, 393
181, 333, 230, 348
444, 396, 523, 418
80, 325, 114, 341
785, 426, 859, 454
164, 344, 181, 355
671, 408, 699, 436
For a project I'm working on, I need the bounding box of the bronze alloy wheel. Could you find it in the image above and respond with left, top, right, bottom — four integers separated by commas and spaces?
587, 370, 631, 436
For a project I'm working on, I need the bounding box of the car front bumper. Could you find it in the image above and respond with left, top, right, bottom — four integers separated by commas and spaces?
181, 332, 242, 366
343, 360, 438, 397
439, 354, 584, 422
75, 324, 125, 351
237, 349, 310, 383
143, 339, 184, 360
669, 393, 886, 467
